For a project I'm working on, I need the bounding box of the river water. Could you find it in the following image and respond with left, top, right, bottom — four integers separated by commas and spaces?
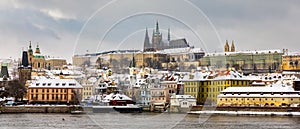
0, 113, 299, 129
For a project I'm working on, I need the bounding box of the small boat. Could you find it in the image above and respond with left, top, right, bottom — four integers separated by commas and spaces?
92, 104, 143, 113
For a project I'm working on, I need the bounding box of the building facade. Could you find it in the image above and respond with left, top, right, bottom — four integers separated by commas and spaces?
282, 52, 300, 71
217, 86, 300, 107
182, 71, 251, 105
201, 49, 283, 74
27, 78, 83, 104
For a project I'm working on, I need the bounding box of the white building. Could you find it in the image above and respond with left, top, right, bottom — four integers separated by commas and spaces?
170, 94, 196, 112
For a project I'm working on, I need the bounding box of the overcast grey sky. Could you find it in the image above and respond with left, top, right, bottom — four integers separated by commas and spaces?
0, 0, 300, 63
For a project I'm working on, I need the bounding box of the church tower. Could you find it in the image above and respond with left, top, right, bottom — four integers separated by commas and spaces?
151, 21, 162, 51
143, 28, 151, 52
35, 43, 41, 54
28, 41, 33, 65
231, 40, 235, 52
224, 40, 230, 52
18, 50, 32, 86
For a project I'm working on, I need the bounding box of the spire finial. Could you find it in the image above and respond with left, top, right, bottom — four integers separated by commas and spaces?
168, 28, 170, 41
29, 41, 32, 49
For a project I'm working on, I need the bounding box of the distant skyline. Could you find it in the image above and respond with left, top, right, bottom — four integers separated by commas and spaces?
1, 0, 300, 63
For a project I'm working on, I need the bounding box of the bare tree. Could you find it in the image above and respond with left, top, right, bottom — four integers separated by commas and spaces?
7, 80, 27, 101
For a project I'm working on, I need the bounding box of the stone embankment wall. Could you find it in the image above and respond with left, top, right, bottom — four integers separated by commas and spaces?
191, 106, 300, 112
0, 106, 83, 113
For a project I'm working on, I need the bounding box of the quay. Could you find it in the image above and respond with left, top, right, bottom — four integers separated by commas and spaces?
0, 105, 83, 114
188, 111, 300, 116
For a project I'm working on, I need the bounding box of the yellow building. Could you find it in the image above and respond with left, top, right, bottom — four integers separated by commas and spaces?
183, 71, 251, 105
217, 86, 300, 107
282, 53, 300, 71
27, 78, 83, 104
82, 84, 94, 101
97, 51, 167, 70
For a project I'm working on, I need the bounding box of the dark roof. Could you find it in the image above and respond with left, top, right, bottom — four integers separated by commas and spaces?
21, 51, 29, 67
169, 38, 189, 49
0, 66, 9, 78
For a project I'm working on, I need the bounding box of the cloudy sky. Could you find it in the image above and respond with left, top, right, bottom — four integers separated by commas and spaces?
0, 0, 300, 63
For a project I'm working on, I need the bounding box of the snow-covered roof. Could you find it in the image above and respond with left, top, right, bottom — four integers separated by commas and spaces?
28, 77, 82, 88
46, 57, 66, 60
103, 93, 132, 102
206, 49, 282, 56
158, 47, 204, 54
171, 95, 196, 99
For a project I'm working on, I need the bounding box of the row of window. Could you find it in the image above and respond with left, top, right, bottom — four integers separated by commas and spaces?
223, 93, 300, 95
31, 94, 68, 100
35, 83, 76, 86
84, 87, 92, 90
151, 97, 165, 101
83, 92, 92, 96
31, 89, 68, 93
185, 81, 249, 86
185, 87, 226, 93
220, 98, 300, 101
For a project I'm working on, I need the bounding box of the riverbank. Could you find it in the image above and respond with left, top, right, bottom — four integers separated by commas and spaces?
0, 105, 83, 114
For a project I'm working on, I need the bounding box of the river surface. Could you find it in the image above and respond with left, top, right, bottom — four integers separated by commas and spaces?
0, 113, 299, 129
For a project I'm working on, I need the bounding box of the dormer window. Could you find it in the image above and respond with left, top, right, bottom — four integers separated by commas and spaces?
56, 83, 59, 86
47, 83, 51, 86
42, 83, 46, 86
62, 83, 66, 86
36, 83, 40, 86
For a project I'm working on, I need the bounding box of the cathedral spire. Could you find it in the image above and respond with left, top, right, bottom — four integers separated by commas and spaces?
143, 28, 150, 51
155, 20, 160, 34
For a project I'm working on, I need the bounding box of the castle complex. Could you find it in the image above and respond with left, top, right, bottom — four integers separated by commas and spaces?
143, 21, 190, 52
